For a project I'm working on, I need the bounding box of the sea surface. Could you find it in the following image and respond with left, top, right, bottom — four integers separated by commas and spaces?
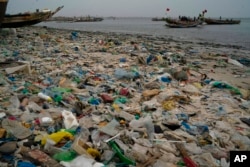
37, 17, 250, 50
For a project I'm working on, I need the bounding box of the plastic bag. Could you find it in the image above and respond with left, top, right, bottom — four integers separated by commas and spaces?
7, 95, 21, 115
114, 68, 135, 79
41, 131, 74, 145
60, 155, 104, 167
53, 150, 77, 162
62, 110, 79, 129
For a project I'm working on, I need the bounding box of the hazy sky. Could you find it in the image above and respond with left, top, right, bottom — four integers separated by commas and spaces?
6, 0, 250, 18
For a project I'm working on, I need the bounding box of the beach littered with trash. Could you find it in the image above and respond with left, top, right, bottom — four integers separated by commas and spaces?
0, 26, 250, 167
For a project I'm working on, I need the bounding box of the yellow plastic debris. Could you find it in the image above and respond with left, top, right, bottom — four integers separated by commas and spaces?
87, 148, 101, 159
192, 82, 203, 89
112, 103, 121, 112
41, 131, 74, 145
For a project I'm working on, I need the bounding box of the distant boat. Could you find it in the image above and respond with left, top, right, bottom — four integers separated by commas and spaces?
1, 6, 64, 28
165, 17, 182, 24
152, 17, 166, 21
74, 16, 103, 22
164, 11, 207, 28
165, 16, 203, 25
165, 21, 201, 28
165, 16, 203, 28
204, 18, 241, 25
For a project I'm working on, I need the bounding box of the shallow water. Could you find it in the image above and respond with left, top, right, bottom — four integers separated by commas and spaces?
37, 17, 250, 50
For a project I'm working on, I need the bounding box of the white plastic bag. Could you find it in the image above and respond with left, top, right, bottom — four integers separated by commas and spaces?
62, 110, 79, 129
60, 155, 104, 167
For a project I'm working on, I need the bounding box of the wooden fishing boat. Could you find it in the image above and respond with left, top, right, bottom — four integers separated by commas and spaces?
164, 11, 206, 28
165, 17, 180, 24
166, 21, 201, 28
204, 18, 241, 25
165, 16, 203, 25
1, 6, 64, 28
0, 0, 8, 27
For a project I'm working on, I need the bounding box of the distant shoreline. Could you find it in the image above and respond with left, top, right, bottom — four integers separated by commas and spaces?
36, 24, 250, 52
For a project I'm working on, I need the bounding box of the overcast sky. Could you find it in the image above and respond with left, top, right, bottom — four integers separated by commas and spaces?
6, 0, 250, 18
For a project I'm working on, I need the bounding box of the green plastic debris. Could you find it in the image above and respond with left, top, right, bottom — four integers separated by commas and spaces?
114, 97, 128, 104
108, 140, 136, 166
53, 150, 77, 162
211, 81, 242, 96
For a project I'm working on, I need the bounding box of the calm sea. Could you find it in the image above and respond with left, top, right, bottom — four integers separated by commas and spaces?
37, 17, 250, 50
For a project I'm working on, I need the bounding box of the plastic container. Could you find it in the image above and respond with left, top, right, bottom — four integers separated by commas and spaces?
38, 92, 52, 102
38, 111, 54, 126
71, 137, 93, 158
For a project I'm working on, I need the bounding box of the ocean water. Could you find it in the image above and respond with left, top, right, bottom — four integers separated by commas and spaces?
37, 17, 250, 50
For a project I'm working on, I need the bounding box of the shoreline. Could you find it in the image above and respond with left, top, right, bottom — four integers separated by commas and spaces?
37, 25, 250, 52
38, 17, 250, 51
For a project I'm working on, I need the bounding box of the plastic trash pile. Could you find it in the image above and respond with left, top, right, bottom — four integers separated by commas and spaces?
0, 27, 250, 167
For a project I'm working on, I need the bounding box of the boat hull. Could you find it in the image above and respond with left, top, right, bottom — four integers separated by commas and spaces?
1, 6, 63, 28
204, 18, 241, 25
2, 16, 48, 28
166, 23, 200, 28
0, 0, 8, 27
165, 21, 201, 28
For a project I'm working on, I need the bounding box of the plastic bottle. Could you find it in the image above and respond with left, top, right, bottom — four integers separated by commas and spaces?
108, 140, 136, 166
78, 126, 90, 142
38, 92, 52, 102
9, 95, 20, 109
144, 115, 155, 140
42, 88, 62, 102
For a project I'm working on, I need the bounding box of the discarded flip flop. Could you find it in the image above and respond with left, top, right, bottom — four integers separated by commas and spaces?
240, 118, 250, 127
